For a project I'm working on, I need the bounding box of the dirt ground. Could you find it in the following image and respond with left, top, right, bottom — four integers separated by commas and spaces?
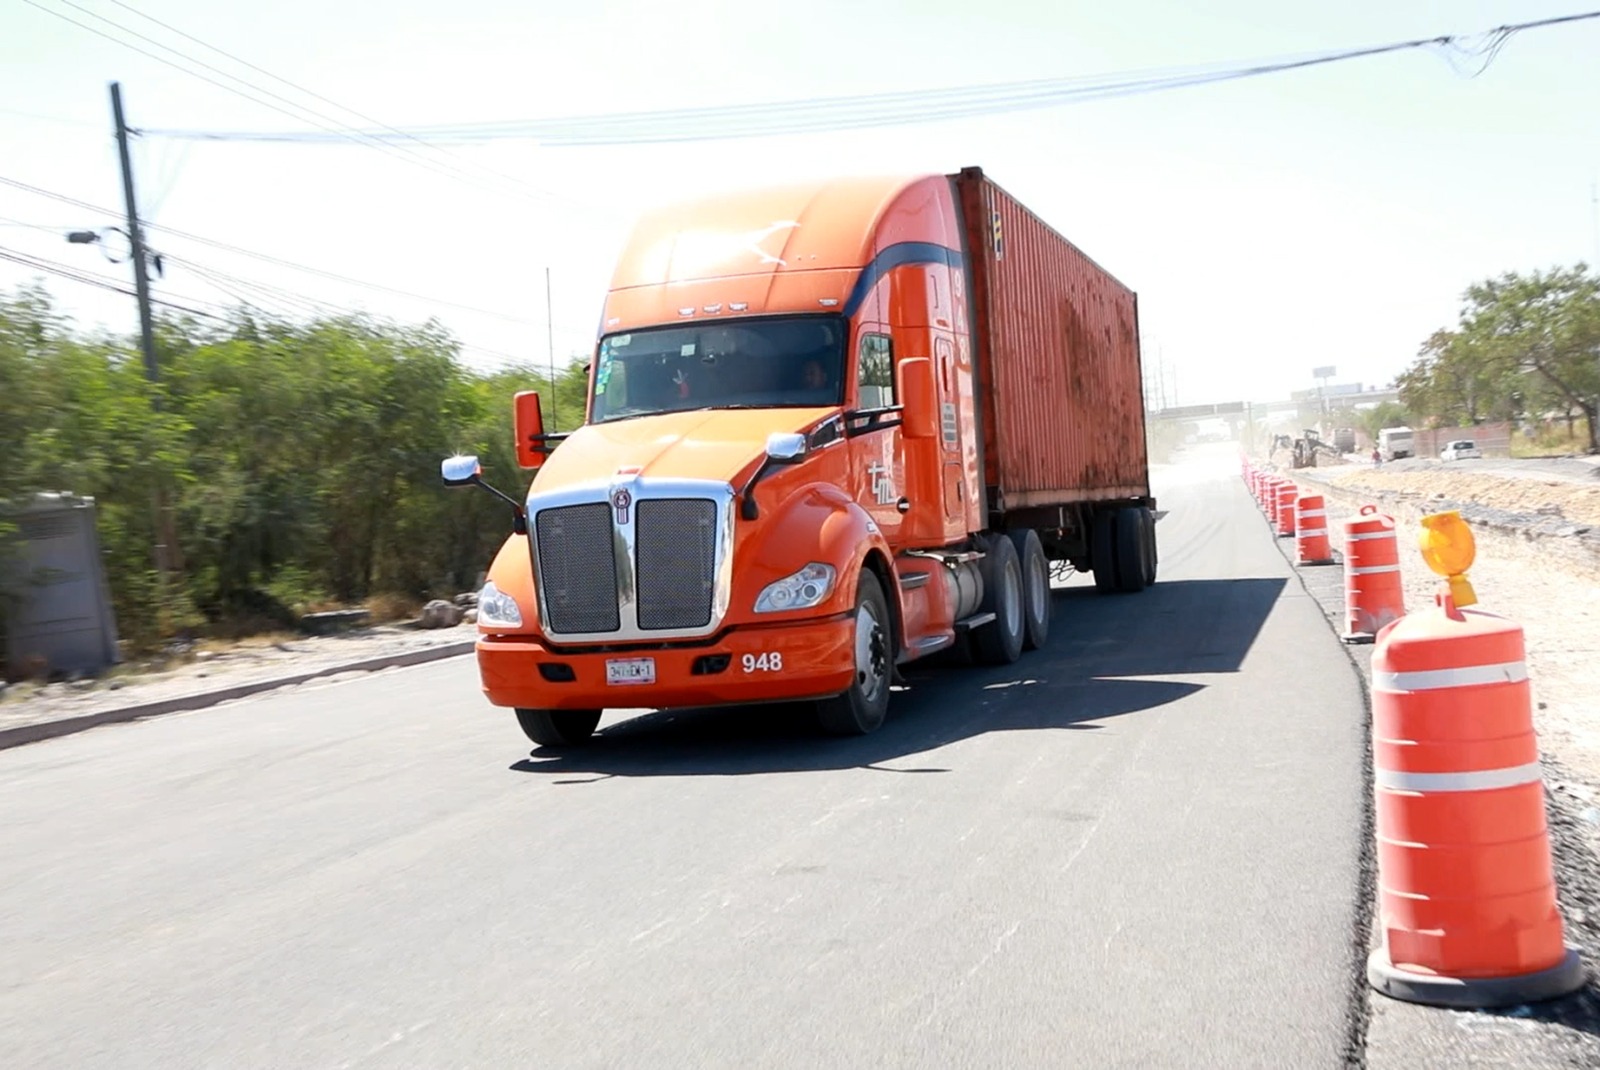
1323, 465, 1600, 527
1282, 468, 1600, 792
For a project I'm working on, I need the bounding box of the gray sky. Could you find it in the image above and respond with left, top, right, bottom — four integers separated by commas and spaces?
2, 0, 1596, 405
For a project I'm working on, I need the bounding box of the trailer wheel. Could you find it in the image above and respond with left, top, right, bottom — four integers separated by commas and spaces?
1091, 511, 1117, 593
1007, 528, 1051, 651
1140, 508, 1158, 587
817, 571, 892, 736
1113, 507, 1147, 593
973, 536, 1025, 665
515, 708, 601, 747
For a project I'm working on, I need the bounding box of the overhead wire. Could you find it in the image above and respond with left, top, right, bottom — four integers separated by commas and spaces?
0, 244, 226, 319
18, 0, 581, 210
2, 238, 536, 364
140, 11, 1600, 147
100, 0, 582, 209
0, 174, 581, 333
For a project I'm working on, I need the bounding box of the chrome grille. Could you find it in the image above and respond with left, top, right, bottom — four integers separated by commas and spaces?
534, 503, 619, 634
636, 498, 718, 630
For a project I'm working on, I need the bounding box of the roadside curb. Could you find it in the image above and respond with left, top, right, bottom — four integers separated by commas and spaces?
1254, 459, 1600, 1065
0, 640, 477, 752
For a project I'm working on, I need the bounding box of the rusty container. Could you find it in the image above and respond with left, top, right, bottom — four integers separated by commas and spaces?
953, 167, 1148, 514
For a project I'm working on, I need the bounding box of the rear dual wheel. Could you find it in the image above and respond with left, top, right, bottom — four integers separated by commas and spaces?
1094, 507, 1156, 594
1007, 529, 1051, 651
973, 536, 1027, 665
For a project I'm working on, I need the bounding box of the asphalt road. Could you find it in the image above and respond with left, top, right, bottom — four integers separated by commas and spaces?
0, 446, 1369, 1069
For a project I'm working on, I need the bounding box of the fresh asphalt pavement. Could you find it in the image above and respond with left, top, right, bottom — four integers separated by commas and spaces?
0, 446, 1369, 1069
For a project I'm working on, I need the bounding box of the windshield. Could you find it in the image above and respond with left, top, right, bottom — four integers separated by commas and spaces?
590, 317, 846, 423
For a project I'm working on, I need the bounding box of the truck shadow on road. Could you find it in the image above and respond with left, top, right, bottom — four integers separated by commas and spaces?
508, 578, 1285, 781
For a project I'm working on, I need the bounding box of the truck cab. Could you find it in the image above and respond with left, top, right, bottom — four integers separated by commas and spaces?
445, 171, 1154, 747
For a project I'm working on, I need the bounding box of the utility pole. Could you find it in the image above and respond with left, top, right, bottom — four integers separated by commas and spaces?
111, 81, 179, 634
545, 266, 557, 430
111, 82, 158, 388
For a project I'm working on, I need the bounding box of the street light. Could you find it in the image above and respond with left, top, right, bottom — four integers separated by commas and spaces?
63, 226, 157, 273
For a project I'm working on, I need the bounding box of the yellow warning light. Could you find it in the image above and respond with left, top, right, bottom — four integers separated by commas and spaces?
1420, 510, 1478, 607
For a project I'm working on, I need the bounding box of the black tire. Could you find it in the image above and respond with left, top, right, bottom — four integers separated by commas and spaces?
1114, 507, 1147, 593
1091, 511, 1117, 594
972, 536, 1025, 665
515, 708, 601, 747
1007, 528, 1051, 651
817, 571, 892, 736
1140, 508, 1158, 587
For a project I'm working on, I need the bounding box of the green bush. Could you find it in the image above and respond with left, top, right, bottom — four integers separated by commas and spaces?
0, 286, 588, 653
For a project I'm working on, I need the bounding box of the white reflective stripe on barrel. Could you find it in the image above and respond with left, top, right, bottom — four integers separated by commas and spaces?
1298, 509, 1327, 518
1373, 660, 1528, 691
1346, 530, 1395, 541
1375, 762, 1543, 793
1348, 563, 1400, 575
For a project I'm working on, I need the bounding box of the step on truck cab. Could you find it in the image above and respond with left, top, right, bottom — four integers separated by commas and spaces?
443, 167, 1156, 746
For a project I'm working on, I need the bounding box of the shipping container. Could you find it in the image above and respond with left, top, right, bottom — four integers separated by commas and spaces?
953, 167, 1149, 513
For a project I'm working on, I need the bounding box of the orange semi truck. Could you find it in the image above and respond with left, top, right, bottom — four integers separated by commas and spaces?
442, 167, 1154, 745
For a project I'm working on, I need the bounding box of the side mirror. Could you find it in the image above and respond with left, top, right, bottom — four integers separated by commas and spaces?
441, 454, 482, 487
439, 453, 528, 534
765, 431, 806, 464
514, 390, 547, 470
898, 357, 938, 440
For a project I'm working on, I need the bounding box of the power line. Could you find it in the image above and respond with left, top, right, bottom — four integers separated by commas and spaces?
143, 11, 1600, 146
3, 240, 537, 364
0, 174, 575, 331
19, 0, 569, 208
0, 244, 225, 319
3, 245, 539, 371
101, 0, 578, 208
0, 174, 117, 218
155, 252, 538, 365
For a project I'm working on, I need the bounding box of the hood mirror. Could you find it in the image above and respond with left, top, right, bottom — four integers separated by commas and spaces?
765, 431, 806, 464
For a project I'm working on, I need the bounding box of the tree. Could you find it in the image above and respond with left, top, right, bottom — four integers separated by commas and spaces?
1456, 266, 1600, 452
1395, 327, 1529, 429
1357, 401, 1411, 445
2, 282, 607, 656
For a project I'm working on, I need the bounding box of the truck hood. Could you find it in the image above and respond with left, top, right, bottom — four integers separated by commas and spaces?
532, 408, 837, 491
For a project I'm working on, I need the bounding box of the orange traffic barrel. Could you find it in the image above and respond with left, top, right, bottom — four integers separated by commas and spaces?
1295, 493, 1335, 565
1342, 505, 1405, 643
1368, 596, 1584, 1008
1274, 482, 1296, 537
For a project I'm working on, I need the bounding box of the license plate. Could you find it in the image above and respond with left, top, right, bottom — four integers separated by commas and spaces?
605, 657, 656, 686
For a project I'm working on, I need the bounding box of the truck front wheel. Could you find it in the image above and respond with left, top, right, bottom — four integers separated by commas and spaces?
816, 571, 892, 736
515, 708, 602, 747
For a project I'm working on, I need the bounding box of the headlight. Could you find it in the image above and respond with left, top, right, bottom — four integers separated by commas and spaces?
477, 581, 523, 627
754, 563, 836, 613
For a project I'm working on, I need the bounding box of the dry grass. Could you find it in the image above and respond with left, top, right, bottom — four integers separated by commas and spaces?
364, 592, 424, 624
1512, 425, 1593, 458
